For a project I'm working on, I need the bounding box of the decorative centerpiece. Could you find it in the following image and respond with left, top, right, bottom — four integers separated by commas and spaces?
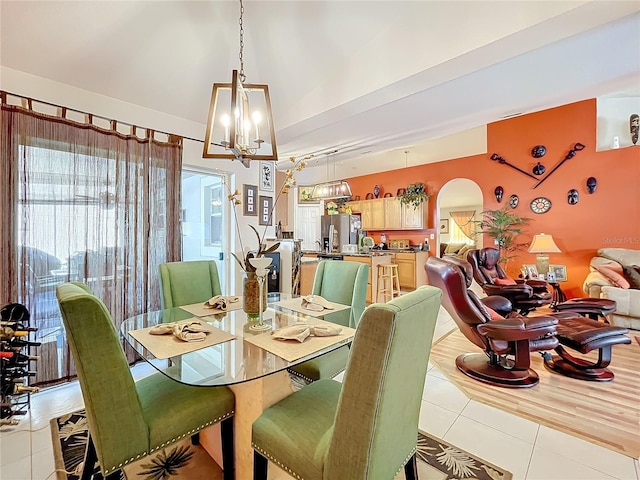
399, 182, 429, 209
247, 256, 273, 331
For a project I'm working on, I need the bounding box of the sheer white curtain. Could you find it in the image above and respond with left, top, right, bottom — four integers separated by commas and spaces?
1, 93, 182, 384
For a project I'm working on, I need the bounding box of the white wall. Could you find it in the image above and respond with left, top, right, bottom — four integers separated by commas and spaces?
596, 96, 640, 151
1, 66, 275, 295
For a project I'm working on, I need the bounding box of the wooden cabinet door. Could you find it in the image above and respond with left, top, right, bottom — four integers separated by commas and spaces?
384, 198, 402, 229
360, 200, 373, 230
347, 201, 361, 213
402, 199, 427, 229
370, 200, 385, 229
395, 253, 416, 290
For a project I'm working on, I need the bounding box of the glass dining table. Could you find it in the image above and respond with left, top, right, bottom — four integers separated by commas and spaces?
121, 292, 354, 479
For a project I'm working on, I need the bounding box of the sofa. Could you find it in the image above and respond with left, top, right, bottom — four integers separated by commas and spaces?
440, 242, 475, 260
583, 248, 640, 330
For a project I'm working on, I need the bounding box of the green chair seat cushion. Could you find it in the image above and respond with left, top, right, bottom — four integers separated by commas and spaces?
288, 345, 349, 382
136, 373, 235, 450
252, 379, 341, 480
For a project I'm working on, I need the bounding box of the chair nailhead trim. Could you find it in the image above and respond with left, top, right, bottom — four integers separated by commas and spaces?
252, 444, 304, 480
393, 447, 418, 478
105, 411, 234, 472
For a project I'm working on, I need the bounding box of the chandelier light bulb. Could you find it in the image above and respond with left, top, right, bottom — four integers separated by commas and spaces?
220, 114, 230, 143
251, 111, 262, 141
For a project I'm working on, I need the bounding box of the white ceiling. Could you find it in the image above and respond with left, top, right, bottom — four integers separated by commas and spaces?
1, 1, 639, 183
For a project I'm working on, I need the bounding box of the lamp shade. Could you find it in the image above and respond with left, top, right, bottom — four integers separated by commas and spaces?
528, 233, 561, 253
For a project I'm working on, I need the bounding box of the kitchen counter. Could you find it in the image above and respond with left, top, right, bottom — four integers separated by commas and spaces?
301, 251, 392, 258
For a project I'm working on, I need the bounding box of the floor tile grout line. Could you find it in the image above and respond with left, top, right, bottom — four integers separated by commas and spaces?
523, 424, 541, 480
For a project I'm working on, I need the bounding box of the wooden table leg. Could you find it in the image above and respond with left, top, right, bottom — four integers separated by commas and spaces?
200, 370, 294, 480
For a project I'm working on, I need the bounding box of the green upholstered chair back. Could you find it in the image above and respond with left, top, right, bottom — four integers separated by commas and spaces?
312, 260, 369, 328
159, 260, 222, 309
325, 285, 441, 479
55, 282, 149, 472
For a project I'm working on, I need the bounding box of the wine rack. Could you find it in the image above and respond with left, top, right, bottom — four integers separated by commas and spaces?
1, 303, 39, 427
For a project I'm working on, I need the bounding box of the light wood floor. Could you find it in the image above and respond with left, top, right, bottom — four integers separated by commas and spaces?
430, 329, 640, 459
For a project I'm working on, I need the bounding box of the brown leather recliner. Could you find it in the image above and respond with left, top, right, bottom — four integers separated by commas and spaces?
425, 256, 558, 388
466, 247, 552, 315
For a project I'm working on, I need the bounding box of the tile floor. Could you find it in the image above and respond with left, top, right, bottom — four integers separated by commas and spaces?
1, 307, 639, 480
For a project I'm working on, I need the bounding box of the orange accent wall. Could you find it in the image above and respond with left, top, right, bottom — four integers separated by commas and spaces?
346, 99, 640, 297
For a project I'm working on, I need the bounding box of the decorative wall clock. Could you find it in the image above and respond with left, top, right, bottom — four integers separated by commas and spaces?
530, 197, 552, 214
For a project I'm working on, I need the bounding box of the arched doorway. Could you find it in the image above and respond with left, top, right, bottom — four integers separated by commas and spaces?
436, 178, 483, 258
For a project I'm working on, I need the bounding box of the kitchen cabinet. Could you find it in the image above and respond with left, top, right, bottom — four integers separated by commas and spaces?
359, 198, 428, 230
300, 259, 318, 296
360, 200, 385, 230
343, 254, 392, 303
390, 251, 430, 290
346, 201, 361, 213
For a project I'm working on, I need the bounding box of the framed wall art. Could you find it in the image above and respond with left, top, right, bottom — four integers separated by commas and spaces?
259, 195, 273, 226
298, 185, 319, 204
439, 219, 449, 234
260, 161, 275, 192
243, 184, 258, 216
549, 264, 567, 282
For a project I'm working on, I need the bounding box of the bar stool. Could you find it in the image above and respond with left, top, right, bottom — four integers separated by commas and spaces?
377, 264, 401, 302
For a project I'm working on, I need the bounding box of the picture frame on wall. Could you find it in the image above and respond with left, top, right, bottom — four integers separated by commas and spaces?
298, 185, 319, 204
259, 195, 273, 226
522, 264, 538, 279
439, 219, 449, 234
549, 264, 567, 282
243, 184, 258, 216
260, 161, 275, 192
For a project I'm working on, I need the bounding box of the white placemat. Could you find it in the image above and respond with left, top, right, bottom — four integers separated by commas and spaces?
243, 318, 355, 362
272, 297, 351, 318
128, 320, 236, 359
179, 298, 243, 318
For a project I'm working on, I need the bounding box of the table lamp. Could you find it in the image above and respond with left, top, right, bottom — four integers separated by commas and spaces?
528, 233, 561, 277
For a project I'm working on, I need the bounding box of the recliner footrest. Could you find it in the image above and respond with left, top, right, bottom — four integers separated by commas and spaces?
554, 316, 628, 354
543, 316, 631, 381
552, 298, 616, 320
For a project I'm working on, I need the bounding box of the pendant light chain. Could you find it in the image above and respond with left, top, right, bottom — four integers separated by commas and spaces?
238, 0, 246, 83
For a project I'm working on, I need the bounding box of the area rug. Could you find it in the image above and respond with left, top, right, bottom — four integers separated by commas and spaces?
51, 409, 512, 480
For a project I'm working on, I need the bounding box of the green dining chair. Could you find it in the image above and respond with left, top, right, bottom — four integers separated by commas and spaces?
253, 285, 442, 480
159, 260, 222, 309
288, 260, 369, 383
55, 282, 235, 480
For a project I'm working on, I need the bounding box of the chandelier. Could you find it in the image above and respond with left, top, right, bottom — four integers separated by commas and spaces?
310, 151, 352, 200
202, 0, 277, 167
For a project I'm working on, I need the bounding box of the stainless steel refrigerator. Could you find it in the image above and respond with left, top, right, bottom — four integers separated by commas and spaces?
321, 214, 361, 252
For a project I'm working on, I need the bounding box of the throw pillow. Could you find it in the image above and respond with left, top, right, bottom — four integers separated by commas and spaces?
484, 306, 504, 321
622, 265, 640, 290
457, 244, 473, 258
494, 277, 517, 285
594, 265, 630, 289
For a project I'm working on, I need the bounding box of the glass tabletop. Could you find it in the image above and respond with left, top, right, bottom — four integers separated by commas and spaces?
121, 293, 353, 387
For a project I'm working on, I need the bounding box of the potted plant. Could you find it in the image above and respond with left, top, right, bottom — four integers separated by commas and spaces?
399, 183, 429, 209
475, 205, 530, 268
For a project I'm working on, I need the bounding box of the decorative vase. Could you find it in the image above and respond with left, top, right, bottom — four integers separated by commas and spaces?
243, 271, 267, 318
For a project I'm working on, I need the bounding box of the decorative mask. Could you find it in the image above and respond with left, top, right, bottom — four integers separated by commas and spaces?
586, 177, 597, 194
630, 114, 639, 145
532, 162, 546, 176
494, 186, 504, 203
568, 189, 579, 205
531, 145, 546, 158
509, 194, 519, 208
